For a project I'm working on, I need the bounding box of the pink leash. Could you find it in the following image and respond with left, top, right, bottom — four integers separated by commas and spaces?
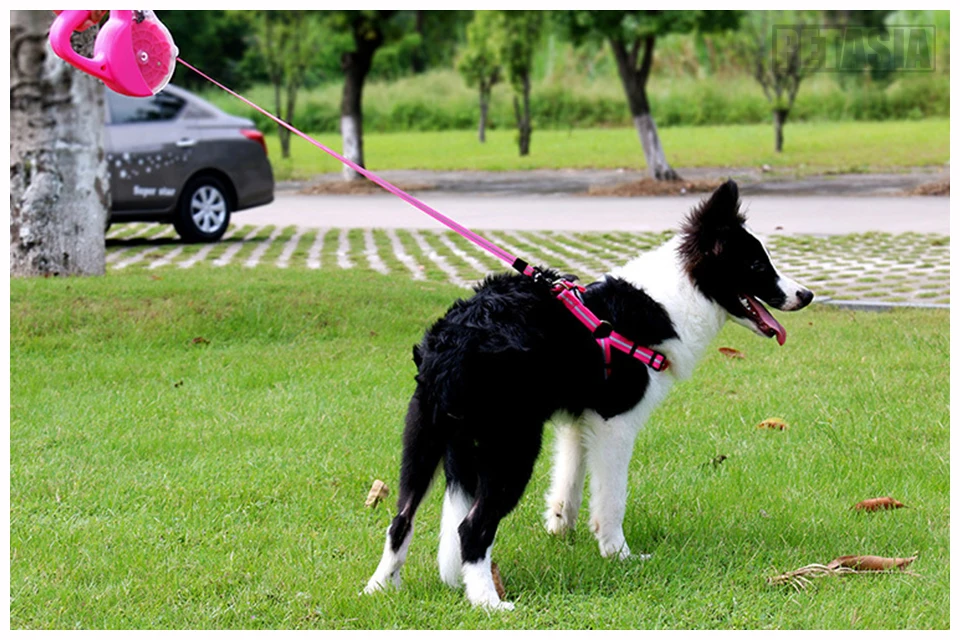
177, 58, 668, 374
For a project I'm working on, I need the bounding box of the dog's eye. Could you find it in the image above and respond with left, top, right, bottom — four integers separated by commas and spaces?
750, 261, 767, 273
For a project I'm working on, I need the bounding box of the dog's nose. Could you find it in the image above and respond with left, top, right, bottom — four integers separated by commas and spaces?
797, 289, 814, 308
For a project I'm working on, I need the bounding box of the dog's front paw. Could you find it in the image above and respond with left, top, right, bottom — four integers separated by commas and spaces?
598, 538, 632, 560
470, 594, 515, 612
544, 503, 573, 536
362, 570, 401, 595
545, 497, 581, 536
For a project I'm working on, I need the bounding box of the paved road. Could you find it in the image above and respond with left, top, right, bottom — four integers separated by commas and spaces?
239, 192, 949, 236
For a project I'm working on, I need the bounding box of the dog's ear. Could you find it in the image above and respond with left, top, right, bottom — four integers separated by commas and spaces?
679, 179, 745, 262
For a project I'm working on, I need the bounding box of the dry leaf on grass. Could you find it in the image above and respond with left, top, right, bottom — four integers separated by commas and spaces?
718, 347, 745, 359
757, 417, 788, 430
852, 496, 907, 512
491, 562, 506, 599
365, 479, 389, 508
192, 336, 210, 345
768, 555, 918, 591
704, 454, 728, 468
826, 555, 916, 571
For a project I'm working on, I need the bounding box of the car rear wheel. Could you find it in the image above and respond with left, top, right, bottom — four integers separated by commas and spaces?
174, 176, 232, 243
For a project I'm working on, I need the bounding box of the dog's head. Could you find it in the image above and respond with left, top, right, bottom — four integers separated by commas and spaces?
678, 180, 813, 344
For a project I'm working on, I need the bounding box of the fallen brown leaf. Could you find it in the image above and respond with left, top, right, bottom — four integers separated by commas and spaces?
718, 347, 745, 359
757, 417, 788, 430
491, 561, 505, 599
826, 555, 916, 572
192, 336, 210, 345
768, 555, 919, 590
852, 496, 907, 512
365, 479, 389, 508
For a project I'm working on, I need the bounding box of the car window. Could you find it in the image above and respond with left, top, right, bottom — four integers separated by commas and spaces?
107, 91, 185, 124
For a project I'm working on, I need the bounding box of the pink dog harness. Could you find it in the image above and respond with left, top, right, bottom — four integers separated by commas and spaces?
177, 58, 669, 375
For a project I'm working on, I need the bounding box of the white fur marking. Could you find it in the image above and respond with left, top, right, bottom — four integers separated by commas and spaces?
582, 406, 661, 560
745, 226, 811, 310
611, 236, 726, 381
544, 416, 587, 535
364, 523, 413, 594
438, 487, 472, 587
462, 547, 514, 611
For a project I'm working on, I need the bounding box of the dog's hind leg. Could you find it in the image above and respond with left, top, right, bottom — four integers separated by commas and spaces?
544, 416, 587, 536
457, 428, 542, 611
437, 483, 473, 588
364, 391, 444, 594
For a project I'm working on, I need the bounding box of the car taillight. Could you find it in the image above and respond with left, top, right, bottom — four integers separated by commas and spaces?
241, 129, 268, 157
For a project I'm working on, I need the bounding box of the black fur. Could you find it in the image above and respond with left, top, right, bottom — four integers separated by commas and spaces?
388, 269, 676, 564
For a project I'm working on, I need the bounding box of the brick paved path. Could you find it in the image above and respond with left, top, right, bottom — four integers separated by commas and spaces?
106, 224, 950, 306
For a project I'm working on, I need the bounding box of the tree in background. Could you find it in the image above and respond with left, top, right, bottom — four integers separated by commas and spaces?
327, 10, 403, 181
497, 10, 544, 156
557, 10, 740, 180
10, 10, 108, 276
741, 10, 818, 152
159, 11, 254, 92
408, 10, 472, 76
247, 11, 322, 159
457, 11, 502, 143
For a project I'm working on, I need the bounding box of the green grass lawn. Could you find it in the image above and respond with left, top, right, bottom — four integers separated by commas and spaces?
264, 119, 949, 180
10, 267, 949, 629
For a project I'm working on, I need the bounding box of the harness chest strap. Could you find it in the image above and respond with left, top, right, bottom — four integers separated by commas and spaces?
552, 281, 669, 374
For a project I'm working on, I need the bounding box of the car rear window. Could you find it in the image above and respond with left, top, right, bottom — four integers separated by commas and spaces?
107, 91, 186, 124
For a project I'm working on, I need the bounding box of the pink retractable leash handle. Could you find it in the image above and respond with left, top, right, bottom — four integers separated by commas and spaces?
49, 10, 178, 97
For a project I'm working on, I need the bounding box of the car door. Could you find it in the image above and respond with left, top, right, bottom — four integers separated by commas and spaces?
104, 89, 194, 214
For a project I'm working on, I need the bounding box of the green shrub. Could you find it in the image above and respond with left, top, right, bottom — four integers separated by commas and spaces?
203, 69, 949, 134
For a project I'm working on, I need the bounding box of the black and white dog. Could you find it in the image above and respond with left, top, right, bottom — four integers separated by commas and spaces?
364, 180, 813, 609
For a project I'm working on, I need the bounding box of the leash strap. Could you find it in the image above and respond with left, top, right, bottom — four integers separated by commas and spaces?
177, 57, 666, 373
176, 57, 532, 276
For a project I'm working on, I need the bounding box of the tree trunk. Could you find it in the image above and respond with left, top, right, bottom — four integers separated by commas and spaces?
340, 56, 366, 181
411, 10, 426, 74
340, 24, 383, 181
513, 73, 532, 156
478, 86, 489, 143
633, 113, 679, 181
609, 36, 680, 181
773, 108, 788, 153
283, 81, 298, 159
10, 10, 108, 277
271, 67, 291, 158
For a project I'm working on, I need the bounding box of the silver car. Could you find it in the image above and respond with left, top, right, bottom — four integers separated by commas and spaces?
105, 84, 274, 242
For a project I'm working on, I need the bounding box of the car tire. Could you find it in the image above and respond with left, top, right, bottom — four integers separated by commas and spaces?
174, 176, 232, 243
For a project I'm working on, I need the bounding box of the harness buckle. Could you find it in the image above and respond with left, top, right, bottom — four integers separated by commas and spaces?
592, 320, 614, 339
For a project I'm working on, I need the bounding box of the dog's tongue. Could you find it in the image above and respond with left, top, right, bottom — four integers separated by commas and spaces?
746, 295, 787, 345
